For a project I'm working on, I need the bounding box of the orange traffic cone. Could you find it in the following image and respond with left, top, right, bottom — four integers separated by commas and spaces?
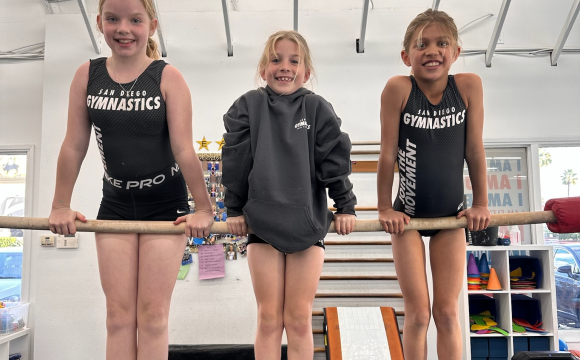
487, 268, 502, 291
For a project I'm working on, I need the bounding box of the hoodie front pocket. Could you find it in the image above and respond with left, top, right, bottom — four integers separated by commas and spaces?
243, 198, 323, 253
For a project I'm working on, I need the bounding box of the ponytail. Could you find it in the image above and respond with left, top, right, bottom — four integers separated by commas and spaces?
147, 37, 160, 60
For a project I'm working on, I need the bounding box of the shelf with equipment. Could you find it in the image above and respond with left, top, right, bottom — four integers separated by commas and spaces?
461, 245, 558, 360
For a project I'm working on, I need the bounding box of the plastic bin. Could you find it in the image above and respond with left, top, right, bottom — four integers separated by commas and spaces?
0, 302, 29, 335
489, 337, 508, 357
514, 337, 529, 352
528, 337, 551, 351
470, 337, 489, 357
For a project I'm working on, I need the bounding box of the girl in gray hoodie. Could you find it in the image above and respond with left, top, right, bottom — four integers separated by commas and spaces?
222, 30, 357, 360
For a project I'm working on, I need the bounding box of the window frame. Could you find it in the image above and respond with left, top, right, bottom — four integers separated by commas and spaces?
532, 140, 580, 339
480, 143, 541, 244
0, 145, 35, 304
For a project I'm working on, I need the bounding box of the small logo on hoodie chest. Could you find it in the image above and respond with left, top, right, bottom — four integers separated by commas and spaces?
294, 118, 311, 130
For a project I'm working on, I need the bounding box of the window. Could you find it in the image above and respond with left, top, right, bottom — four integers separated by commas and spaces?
463, 147, 531, 243
554, 249, 579, 274
540, 146, 580, 330
540, 147, 580, 244
0, 153, 27, 302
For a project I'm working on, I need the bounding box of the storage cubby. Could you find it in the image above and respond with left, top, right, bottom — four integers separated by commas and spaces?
461, 246, 557, 360
467, 250, 510, 293
468, 293, 512, 338
0, 328, 30, 360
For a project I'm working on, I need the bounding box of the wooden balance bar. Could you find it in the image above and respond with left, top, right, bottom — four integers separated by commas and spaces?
0, 210, 557, 235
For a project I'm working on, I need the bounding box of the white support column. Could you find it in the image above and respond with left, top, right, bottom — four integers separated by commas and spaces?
221, 0, 233, 56
294, 0, 298, 31
152, 0, 167, 57
76, 0, 101, 54
432, 0, 441, 10
551, 0, 580, 66
356, 0, 371, 54
485, 0, 511, 67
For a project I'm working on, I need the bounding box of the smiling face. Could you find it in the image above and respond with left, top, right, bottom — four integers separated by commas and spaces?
401, 23, 460, 82
260, 39, 311, 95
97, 0, 157, 58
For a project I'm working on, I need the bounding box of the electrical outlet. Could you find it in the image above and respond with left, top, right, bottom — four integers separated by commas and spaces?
40, 235, 55, 247
56, 234, 79, 249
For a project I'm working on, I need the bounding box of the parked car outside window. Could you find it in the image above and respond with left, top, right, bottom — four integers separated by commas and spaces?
553, 244, 580, 328
0, 247, 22, 302
0, 196, 24, 237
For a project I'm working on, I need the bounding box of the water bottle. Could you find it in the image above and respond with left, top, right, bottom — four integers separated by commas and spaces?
509, 225, 521, 246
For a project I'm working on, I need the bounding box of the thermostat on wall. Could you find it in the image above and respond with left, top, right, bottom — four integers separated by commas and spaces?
56, 234, 79, 249
40, 235, 55, 247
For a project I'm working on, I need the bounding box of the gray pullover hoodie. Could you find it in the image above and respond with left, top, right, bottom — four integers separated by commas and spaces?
222, 86, 357, 253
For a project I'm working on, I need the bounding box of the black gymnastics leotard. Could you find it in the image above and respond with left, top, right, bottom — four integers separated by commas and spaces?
393, 75, 466, 237
86, 58, 188, 221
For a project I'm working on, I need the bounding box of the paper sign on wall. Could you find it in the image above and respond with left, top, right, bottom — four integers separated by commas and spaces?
198, 245, 225, 280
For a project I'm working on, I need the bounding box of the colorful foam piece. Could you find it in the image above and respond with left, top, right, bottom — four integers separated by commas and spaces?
512, 321, 526, 333
510, 267, 537, 289
544, 196, 580, 233
470, 313, 492, 326
469, 311, 508, 335
510, 267, 522, 277
513, 318, 544, 331
471, 324, 491, 331
488, 326, 509, 336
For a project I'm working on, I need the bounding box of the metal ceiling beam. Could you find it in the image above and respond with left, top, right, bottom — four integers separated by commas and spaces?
485, 0, 511, 67
356, 0, 371, 53
42, 0, 54, 14
294, 0, 298, 31
221, 0, 233, 56
152, 0, 167, 57
432, 0, 441, 10
77, 0, 101, 54
551, 0, 580, 66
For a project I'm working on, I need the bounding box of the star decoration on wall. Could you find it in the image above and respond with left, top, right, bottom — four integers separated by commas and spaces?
215, 138, 226, 151
197, 136, 210, 151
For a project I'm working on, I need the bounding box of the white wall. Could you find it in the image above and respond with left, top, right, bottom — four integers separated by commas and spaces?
0, 0, 45, 172
0, 1, 46, 358
2, 0, 580, 358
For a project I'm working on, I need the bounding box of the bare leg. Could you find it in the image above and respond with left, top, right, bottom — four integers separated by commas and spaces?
248, 244, 286, 360
136, 233, 187, 360
391, 231, 431, 360
284, 246, 325, 360
95, 233, 139, 360
430, 229, 466, 360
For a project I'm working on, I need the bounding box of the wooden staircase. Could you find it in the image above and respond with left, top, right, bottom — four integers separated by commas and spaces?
311, 235, 405, 358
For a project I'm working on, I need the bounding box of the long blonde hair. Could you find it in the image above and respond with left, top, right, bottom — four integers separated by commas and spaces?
403, 9, 460, 53
256, 30, 315, 87
98, 0, 160, 59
